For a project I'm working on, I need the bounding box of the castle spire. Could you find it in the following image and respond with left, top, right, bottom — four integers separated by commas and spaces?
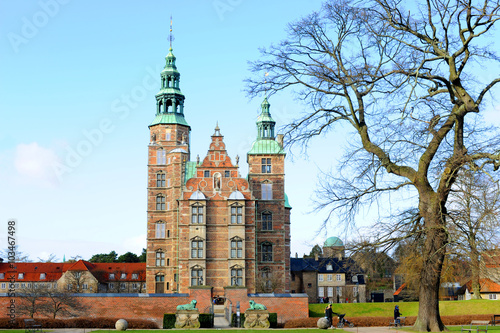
256, 97, 275, 139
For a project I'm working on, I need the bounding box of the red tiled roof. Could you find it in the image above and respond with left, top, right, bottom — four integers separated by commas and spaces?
0, 260, 146, 283
464, 278, 500, 293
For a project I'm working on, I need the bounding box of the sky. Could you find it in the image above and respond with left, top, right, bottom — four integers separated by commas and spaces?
0, 0, 353, 262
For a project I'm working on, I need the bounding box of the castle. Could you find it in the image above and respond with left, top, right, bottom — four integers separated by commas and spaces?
145, 45, 291, 295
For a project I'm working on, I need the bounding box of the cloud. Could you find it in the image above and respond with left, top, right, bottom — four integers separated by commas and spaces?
14, 142, 60, 186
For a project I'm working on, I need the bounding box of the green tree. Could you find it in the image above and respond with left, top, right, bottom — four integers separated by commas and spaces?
305, 244, 323, 258
117, 251, 140, 263
247, 0, 500, 331
89, 251, 118, 263
138, 248, 147, 262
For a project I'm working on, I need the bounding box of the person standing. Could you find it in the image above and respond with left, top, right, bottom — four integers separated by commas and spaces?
325, 304, 333, 328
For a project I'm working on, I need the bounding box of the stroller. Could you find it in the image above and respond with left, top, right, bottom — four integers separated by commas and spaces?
333, 312, 355, 328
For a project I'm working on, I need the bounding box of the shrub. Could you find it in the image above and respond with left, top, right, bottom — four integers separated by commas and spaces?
163, 313, 176, 329
269, 312, 277, 328
0, 317, 158, 329
231, 312, 245, 327
199, 313, 214, 328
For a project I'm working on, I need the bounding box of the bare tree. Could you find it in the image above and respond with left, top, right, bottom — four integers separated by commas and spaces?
448, 169, 500, 298
17, 283, 46, 318
44, 289, 88, 319
247, 0, 500, 331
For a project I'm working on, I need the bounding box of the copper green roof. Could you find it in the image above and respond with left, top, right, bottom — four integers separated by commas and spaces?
184, 161, 197, 184
248, 139, 285, 155
150, 113, 190, 127
285, 193, 292, 209
324, 237, 343, 247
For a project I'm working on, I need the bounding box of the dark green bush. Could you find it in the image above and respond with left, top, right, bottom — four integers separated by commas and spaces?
163, 313, 176, 329
199, 313, 214, 328
231, 312, 245, 327
269, 312, 277, 328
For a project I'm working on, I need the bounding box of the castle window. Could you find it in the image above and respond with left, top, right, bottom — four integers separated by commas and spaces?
156, 172, 166, 187
191, 204, 204, 224
191, 239, 204, 258
191, 267, 203, 286
204, 170, 210, 177
261, 158, 271, 173
155, 222, 165, 238
156, 251, 165, 266
40, 273, 46, 280
156, 195, 166, 210
230, 238, 243, 258
121, 273, 127, 279
261, 242, 273, 262
261, 183, 272, 200
231, 267, 243, 286
157, 149, 166, 165
225, 170, 230, 177
262, 212, 272, 230
109, 273, 115, 280
231, 205, 243, 224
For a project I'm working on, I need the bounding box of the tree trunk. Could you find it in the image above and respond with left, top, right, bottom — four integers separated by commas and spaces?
471, 249, 481, 299
413, 199, 447, 332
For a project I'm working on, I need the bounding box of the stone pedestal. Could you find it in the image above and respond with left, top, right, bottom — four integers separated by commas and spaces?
244, 309, 270, 328
175, 310, 200, 329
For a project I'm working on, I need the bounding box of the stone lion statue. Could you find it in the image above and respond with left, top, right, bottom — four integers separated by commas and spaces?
249, 300, 267, 310
176, 299, 197, 310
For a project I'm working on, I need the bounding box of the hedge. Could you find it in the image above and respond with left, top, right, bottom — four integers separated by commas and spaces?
0, 317, 158, 329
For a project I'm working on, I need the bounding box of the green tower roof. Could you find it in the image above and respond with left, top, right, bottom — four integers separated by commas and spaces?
248, 97, 284, 155
248, 139, 285, 155
324, 237, 343, 247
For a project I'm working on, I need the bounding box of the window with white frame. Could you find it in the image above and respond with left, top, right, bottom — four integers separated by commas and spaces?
40, 273, 46, 280
318, 287, 325, 297
326, 264, 333, 270
0, 273, 4, 279
18, 273, 24, 279
155, 222, 165, 238
336, 274, 342, 281
156, 251, 165, 266
327, 274, 332, 281
132, 273, 138, 280
191, 204, 204, 224
318, 274, 324, 282
157, 172, 166, 187
191, 238, 204, 258
490, 294, 497, 300
231, 267, 243, 286
156, 195, 166, 210
157, 149, 166, 165
261, 183, 272, 200
231, 205, 243, 224
121, 273, 127, 279
1, 283, 5, 289
231, 238, 243, 258
328, 287, 334, 297
109, 273, 115, 279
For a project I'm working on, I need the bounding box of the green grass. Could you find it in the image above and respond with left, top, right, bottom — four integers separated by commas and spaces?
90, 330, 342, 333
310, 299, 500, 317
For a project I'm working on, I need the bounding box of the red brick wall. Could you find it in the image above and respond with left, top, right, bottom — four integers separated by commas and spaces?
0, 289, 308, 327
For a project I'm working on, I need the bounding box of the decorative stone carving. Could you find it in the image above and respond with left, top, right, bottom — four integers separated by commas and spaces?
244, 309, 270, 328
249, 300, 267, 310
175, 310, 200, 329
115, 319, 128, 331
176, 299, 197, 310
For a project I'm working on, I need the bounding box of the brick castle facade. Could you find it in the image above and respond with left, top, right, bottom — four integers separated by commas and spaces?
145, 46, 291, 295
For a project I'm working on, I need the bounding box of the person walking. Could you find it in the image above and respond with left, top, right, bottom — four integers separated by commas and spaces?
325, 304, 333, 328
394, 305, 402, 326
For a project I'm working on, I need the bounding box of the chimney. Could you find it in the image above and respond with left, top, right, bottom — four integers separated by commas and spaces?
314, 253, 319, 261
295, 252, 298, 258
276, 134, 284, 148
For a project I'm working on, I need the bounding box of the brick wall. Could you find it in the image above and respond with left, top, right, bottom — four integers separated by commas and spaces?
0, 289, 308, 327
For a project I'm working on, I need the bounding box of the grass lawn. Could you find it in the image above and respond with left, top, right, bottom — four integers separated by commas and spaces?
90, 330, 338, 333
309, 299, 500, 317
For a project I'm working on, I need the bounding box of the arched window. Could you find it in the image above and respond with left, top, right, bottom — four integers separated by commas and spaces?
230, 237, 243, 258
156, 172, 166, 187
155, 221, 165, 238
261, 242, 272, 262
191, 237, 204, 258
191, 266, 203, 286
156, 195, 165, 210
155, 251, 165, 266
262, 212, 272, 230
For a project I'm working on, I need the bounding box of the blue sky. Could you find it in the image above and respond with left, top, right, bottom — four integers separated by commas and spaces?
0, 0, 352, 261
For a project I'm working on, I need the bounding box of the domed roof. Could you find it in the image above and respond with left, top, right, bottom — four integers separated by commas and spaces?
324, 236, 343, 247
190, 190, 206, 200
228, 190, 245, 200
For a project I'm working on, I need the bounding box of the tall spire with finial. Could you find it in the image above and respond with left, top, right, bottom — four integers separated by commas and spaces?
169, 15, 174, 49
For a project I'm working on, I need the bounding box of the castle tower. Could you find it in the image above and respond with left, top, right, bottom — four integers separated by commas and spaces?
146, 44, 190, 293
247, 97, 291, 293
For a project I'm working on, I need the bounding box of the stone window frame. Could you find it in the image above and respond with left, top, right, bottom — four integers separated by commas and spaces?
261, 211, 272, 230
156, 194, 166, 211
155, 220, 166, 238
190, 236, 205, 259
261, 157, 272, 173
190, 202, 206, 224
229, 236, 243, 259
261, 242, 273, 262
156, 172, 166, 187
156, 148, 166, 165
155, 250, 165, 267
261, 180, 273, 200
230, 264, 244, 286
230, 203, 244, 224
190, 265, 204, 286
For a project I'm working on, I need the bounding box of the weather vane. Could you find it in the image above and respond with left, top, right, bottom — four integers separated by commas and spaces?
264, 71, 269, 97
169, 15, 174, 48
